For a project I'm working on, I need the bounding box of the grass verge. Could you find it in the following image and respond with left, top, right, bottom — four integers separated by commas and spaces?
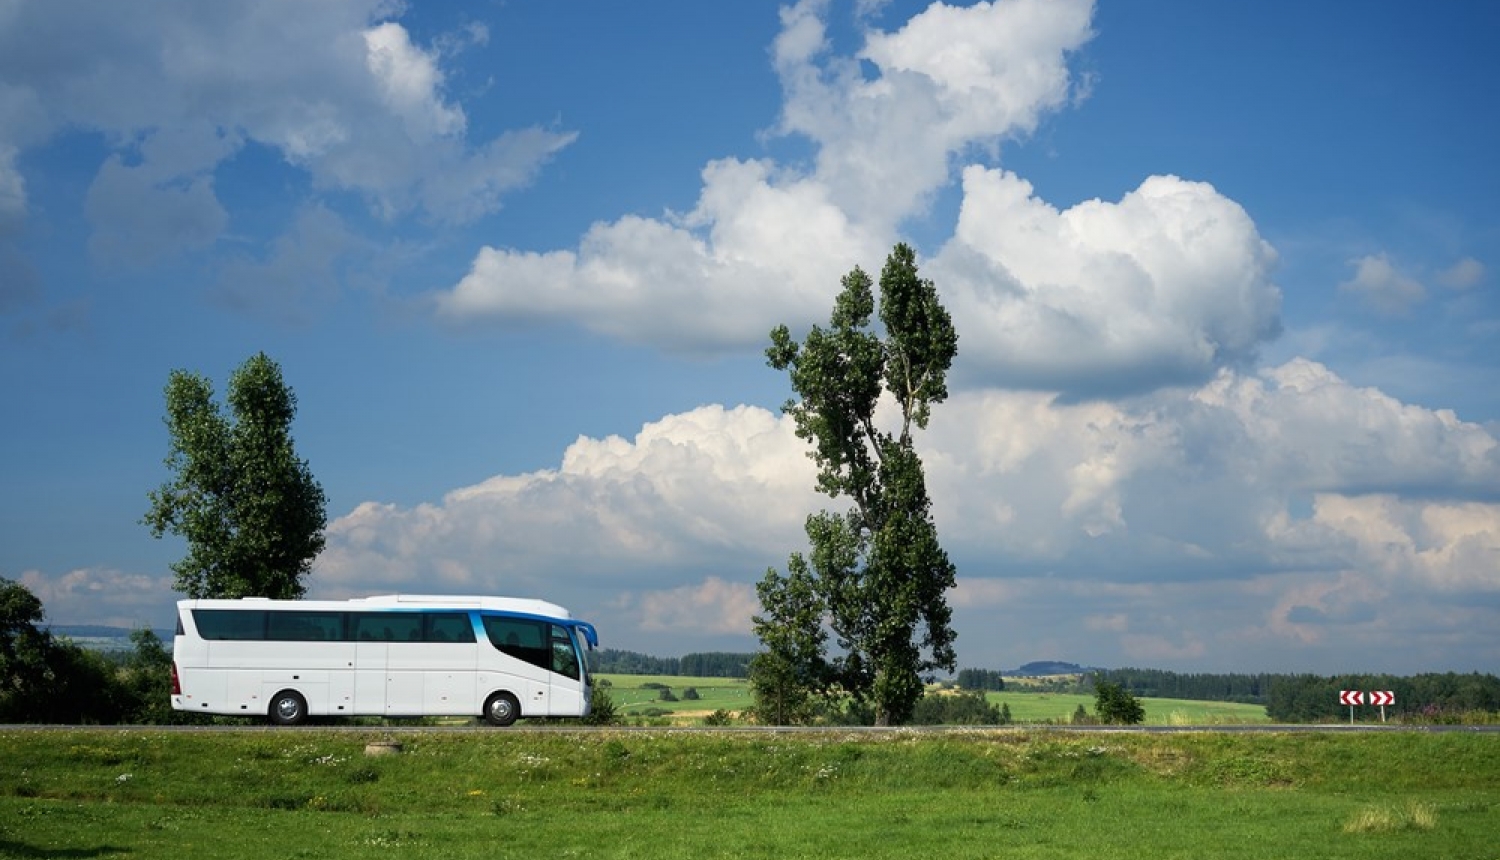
1, 729, 1495, 859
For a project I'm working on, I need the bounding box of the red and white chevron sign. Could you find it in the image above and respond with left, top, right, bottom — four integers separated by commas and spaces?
1339, 690, 1364, 706
1369, 691, 1395, 706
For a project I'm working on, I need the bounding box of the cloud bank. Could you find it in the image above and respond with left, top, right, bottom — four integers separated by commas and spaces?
308, 361, 1499, 669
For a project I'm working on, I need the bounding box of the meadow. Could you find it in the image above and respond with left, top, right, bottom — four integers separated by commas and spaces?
598, 673, 1269, 725
2, 727, 1496, 859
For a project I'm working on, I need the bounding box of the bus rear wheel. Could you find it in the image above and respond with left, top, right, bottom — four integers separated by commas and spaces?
484, 692, 521, 727
269, 690, 308, 726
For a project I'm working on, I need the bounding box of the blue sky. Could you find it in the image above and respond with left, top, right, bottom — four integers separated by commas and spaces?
3, 0, 1497, 675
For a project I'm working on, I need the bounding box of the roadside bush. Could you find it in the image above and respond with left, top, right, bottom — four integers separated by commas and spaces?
581, 686, 620, 726
1094, 681, 1146, 725
911, 689, 1001, 725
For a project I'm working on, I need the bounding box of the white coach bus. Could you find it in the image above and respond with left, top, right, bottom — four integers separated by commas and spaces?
171, 594, 598, 726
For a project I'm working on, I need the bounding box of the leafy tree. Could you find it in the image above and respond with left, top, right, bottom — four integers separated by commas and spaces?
0, 577, 56, 722
762, 243, 959, 726
750, 556, 829, 725
117, 628, 177, 724
1094, 680, 1146, 725
144, 352, 328, 599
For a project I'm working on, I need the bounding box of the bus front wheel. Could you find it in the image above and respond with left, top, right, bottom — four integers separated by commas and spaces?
269, 690, 308, 726
484, 692, 521, 727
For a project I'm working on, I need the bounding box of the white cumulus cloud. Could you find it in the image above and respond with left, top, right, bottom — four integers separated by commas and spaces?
432, 0, 1098, 356
314, 404, 818, 600
934, 167, 1282, 394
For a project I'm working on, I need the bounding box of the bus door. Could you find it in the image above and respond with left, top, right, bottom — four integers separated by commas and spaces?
547, 624, 586, 716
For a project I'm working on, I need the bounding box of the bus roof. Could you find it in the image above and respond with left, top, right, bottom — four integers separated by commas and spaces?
177, 593, 575, 621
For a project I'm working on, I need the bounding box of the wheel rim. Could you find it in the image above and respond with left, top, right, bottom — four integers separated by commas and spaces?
490, 696, 514, 722
277, 696, 302, 722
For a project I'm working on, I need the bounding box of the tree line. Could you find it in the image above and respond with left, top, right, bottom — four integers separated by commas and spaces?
1090, 667, 1500, 720
955, 668, 1007, 691
591, 649, 753, 678
1093, 667, 1276, 704
1263, 672, 1500, 722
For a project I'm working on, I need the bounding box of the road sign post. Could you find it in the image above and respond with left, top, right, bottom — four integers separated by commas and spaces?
1339, 690, 1363, 724
1370, 690, 1395, 722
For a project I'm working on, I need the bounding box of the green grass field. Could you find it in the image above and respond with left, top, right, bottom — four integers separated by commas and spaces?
599, 673, 752, 719
598, 674, 1269, 725
2, 728, 1495, 859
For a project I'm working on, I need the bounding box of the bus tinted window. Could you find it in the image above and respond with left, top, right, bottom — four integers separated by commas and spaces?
352, 612, 422, 641
483, 616, 549, 671
426, 613, 475, 643
267, 612, 344, 641
194, 609, 266, 640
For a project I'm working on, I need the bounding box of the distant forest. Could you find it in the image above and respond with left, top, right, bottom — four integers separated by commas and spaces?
592, 649, 752, 678
1094, 667, 1500, 721
595, 650, 1500, 722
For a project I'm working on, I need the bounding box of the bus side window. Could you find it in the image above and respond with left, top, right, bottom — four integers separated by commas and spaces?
193, 610, 268, 640
351, 614, 383, 642
267, 611, 343, 641
482, 617, 548, 671
426, 613, 474, 643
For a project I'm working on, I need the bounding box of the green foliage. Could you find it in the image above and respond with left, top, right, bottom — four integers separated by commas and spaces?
593, 650, 753, 678
761, 244, 959, 727
1094, 680, 1146, 725
579, 685, 619, 726
116, 629, 178, 725
910, 689, 1001, 725
1094, 666, 1272, 704
144, 352, 327, 599
0, 577, 52, 722
956, 668, 1006, 691
750, 557, 828, 725
592, 649, 681, 675
2, 580, 214, 725
678, 652, 752, 678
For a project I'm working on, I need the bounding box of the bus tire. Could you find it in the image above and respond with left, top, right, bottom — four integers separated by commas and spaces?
484, 691, 521, 727
269, 690, 308, 726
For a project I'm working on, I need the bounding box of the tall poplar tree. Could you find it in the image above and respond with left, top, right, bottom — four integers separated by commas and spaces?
760, 243, 959, 726
144, 352, 327, 599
